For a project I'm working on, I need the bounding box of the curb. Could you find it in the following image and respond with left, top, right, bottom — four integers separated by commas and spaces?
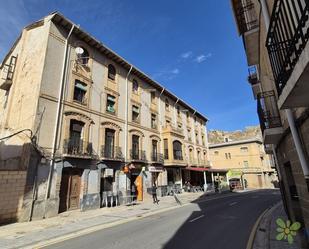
246, 201, 281, 249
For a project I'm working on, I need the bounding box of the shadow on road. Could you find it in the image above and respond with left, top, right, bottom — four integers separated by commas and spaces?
162, 189, 281, 249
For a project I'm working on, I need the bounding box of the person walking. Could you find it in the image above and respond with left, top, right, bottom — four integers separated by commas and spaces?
152, 183, 159, 204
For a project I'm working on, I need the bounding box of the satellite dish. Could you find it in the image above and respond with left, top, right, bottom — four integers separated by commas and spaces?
75, 47, 84, 55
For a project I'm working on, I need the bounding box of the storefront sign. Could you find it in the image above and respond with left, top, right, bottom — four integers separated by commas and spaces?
148, 166, 164, 172
104, 168, 114, 177
227, 170, 243, 178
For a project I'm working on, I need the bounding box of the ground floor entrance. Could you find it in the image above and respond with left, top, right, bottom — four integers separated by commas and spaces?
59, 167, 83, 213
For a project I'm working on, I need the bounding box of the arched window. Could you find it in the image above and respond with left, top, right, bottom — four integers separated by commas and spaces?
173, 140, 183, 160
77, 47, 89, 65
132, 79, 139, 93
108, 64, 116, 80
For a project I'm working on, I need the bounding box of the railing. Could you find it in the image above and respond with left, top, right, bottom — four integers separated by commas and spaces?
163, 124, 183, 135
151, 153, 164, 163
63, 138, 93, 156
248, 65, 259, 85
173, 154, 183, 161
101, 145, 124, 160
266, 0, 309, 94
233, 0, 258, 34
257, 91, 282, 134
130, 149, 147, 161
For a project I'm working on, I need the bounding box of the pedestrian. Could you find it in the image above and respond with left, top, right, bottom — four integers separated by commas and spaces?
152, 183, 159, 204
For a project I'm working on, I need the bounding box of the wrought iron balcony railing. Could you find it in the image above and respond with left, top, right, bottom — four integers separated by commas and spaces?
257, 91, 282, 134
151, 153, 164, 164
233, 0, 258, 35
130, 149, 147, 161
101, 145, 124, 160
266, 0, 309, 94
63, 138, 93, 157
173, 153, 183, 161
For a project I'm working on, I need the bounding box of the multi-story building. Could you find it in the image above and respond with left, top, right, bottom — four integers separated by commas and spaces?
209, 129, 277, 189
0, 12, 209, 224
231, 0, 309, 244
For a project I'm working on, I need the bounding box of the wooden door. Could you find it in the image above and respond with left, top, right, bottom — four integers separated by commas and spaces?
68, 174, 81, 210
59, 168, 82, 213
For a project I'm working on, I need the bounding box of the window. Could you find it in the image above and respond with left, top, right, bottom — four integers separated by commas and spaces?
108, 64, 116, 80
132, 135, 140, 159
173, 140, 183, 160
195, 132, 199, 144
202, 135, 205, 146
177, 106, 180, 116
106, 94, 116, 114
165, 98, 169, 111
178, 123, 182, 129
152, 140, 158, 161
225, 153, 231, 159
241, 147, 248, 152
132, 105, 140, 122
189, 148, 193, 161
151, 113, 157, 129
243, 161, 249, 167
67, 120, 84, 154
197, 150, 201, 163
187, 129, 192, 141
151, 91, 156, 103
77, 47, 89, 65
166, 119, 171, 126
132, 79, 139, 93
73, 80, 87, 104
104, 129, 115, 158
164, 139, 169, 159
224, 137, 229, 142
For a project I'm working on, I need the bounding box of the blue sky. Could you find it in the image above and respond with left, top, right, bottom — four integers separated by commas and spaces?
0, 0, 258, 131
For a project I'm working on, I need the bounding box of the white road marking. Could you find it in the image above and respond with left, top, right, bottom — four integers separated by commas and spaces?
189, 214, 205, 223
229, 202, 237, 206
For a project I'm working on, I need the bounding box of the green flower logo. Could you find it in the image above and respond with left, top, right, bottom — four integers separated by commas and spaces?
276, 218, 301, 244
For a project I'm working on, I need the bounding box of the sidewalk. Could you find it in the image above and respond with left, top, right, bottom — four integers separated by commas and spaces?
252, 201, 306, 249
0, 191, 228, 249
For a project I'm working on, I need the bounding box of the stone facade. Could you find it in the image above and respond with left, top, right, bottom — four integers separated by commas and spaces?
0, 12, 209, 223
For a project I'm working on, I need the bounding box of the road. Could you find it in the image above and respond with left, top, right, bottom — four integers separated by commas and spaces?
45, 189, 281, 249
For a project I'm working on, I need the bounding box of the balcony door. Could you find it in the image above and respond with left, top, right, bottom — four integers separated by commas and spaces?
69, 120, 84, 154
173, 140, 183, 160
132, 135, 140, 159
152, 140, 158, 161
105, 128, 115, 158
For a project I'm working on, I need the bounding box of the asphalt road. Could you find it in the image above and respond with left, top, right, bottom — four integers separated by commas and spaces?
46, 189, 281, 249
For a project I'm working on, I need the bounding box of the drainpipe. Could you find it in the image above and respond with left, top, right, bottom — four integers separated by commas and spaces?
124, 65, 133, 164
158, 88, 165, 148
286, 110, 309, 178
44, 24, 75, 215
259, 0, 309, 179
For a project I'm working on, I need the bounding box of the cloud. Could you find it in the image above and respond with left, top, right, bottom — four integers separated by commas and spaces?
171, 68, 179, 74
180, 51, 193, 59
194, 53, 212, 63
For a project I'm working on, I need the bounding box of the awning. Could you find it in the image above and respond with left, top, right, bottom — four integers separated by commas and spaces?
185, 167, 209, 172
208, 168, 228, 173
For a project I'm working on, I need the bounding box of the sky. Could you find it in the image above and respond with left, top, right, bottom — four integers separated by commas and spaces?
0, 0, 259, 131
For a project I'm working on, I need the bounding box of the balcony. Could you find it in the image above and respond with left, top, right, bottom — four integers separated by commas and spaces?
130, 149, 147, 162
63, 138, 93, 158
162, 124, 184, 137
100, 145, 124, 161
247, 66, 261, 99
150, 153, 164, 164
232, 0, 259, 65
0, 56, 17, 91
266, 0, 309, 108
257, 91, 283, 145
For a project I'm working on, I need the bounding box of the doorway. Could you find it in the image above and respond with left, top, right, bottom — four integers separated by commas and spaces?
59, 168, 83, 213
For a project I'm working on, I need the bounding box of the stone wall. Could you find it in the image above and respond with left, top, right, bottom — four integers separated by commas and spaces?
0, 171, 27, 224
